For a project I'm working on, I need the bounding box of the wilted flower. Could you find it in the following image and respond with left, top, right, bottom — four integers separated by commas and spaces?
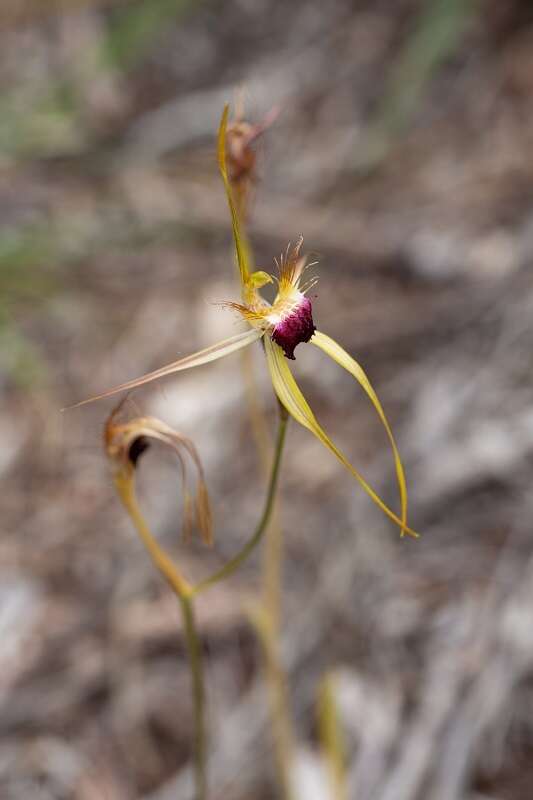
105, 399, 212, 547
225, 104, 279, 220
105, 401, 213, 799
73, 106, 417, 539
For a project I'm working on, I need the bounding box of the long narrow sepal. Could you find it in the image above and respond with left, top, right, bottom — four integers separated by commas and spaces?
311, 330, 408, 537
217, 105, 253, 292
65, 328, 263, 409
264, 337, 419, 538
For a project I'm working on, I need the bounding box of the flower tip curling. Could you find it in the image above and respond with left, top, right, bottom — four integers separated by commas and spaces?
105, 405, 213, 547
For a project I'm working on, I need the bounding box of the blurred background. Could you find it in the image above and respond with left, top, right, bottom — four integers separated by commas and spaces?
3, 0, 533, 798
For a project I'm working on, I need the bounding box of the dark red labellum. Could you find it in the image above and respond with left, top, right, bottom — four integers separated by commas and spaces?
271, 296, 316, 359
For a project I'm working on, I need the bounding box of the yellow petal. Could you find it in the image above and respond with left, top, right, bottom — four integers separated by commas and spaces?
217, 105, 253, 291
311, 330, 408, 537
65, 328, 263, 409
264, 337, 419, 538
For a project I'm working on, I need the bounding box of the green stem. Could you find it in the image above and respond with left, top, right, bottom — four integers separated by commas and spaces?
317, 673, 347, 800
113, 403, 289, 800
257, 403, 295, 800
180, 595, 207, 800
192, 406, 288, 596
115, 475, 206, 798
115, 473, 192, 597
248, 604, 295, 800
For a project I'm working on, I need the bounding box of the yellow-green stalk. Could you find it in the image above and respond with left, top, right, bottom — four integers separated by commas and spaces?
104, 399, 290, 799
317, 672, 347, 800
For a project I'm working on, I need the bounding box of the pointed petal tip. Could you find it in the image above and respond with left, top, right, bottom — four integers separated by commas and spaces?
64, 328, 262, 410
265, 336, 420, 539
311, 329, 411, 537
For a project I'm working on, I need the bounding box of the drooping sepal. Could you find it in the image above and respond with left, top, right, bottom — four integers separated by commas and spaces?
264, 336, 419, 538
311, 330, 408, 537
66, 328, 263, 409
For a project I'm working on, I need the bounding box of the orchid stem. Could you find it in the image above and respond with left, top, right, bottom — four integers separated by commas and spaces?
261, 406, 285, 632
248, 602, 295, 800
256, 401, 296, 800
112, 401, 289, 800
114, 474, 207, 800
241, 344, 273, 474
192, 406, 288, 596
318, 672, 347, 800
114, 473, 192, 598
180, 594, 207, 800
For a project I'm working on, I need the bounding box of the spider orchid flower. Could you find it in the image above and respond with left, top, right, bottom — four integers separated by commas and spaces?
71, 106, 418, 539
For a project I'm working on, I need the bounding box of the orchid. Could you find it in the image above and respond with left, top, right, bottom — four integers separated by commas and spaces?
72, 106, 417, 539
224, 101, 279, 221
104, 400, 213, 549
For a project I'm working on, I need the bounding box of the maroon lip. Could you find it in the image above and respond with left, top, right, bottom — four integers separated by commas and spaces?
271, 296, 316, 359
